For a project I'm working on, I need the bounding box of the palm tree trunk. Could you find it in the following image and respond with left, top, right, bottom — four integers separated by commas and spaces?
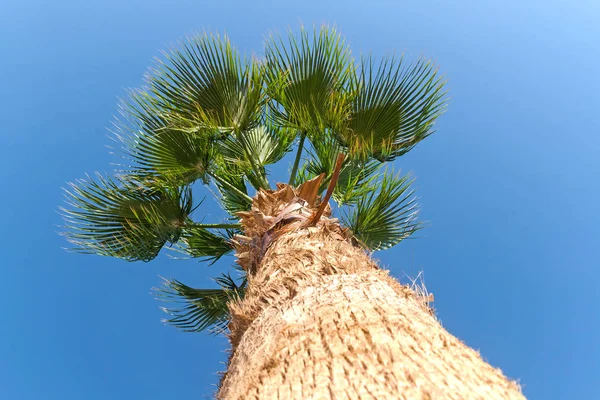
219, 182, 524, 400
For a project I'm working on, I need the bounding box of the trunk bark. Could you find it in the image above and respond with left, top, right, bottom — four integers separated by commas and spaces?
218, 182, 524, 400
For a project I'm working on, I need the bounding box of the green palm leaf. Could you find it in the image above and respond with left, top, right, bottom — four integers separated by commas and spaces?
218, 125, 294, 189
155, 274, 246, 333
114, 91, 217, 185
334, 158, 381, 205
150, 34, 264, 133
61, 174, 193, 261
341, 56, 447, 161
112, 33, 265, 186
342, 171, 421, 251
265, 27, 354, 136
180, 225, 234, 264
209, 165, 252, 215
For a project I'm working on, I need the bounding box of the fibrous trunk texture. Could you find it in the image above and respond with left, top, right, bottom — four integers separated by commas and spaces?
219, 180, 524, 400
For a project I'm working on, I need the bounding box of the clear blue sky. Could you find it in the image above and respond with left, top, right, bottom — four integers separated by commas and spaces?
1, 0, 598, 398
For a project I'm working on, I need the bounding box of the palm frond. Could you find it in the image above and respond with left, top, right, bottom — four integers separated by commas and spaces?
209, 167, 252, 215
155, 274, 246, 333
334, 158, 381, 205
180, 225, 234, 264
218, 125, 294, 189
342, 171, 421, 251
113, 91, 217, 185
149, 34, 264, 133
265, 26, 354, 136
341, 56, 447, 161
60, 174, 193, 261
112, 33, 265, 186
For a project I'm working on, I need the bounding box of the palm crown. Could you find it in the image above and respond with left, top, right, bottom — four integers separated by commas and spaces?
61, 27, 447, 334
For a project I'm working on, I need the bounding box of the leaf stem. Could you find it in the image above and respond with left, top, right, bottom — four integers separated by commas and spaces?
288, 131, 307, 186
208, 172, 253, 203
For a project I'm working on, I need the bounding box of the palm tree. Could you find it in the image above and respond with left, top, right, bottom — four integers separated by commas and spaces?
61, 27, 524, 399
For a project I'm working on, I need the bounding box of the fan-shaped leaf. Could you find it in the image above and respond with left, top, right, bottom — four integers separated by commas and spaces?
150, 34, 264, 133
342, 171, 421, 251
265, 27, 354, 136
61, 174, 193, 261
155, 274, 246, 333
180, 226, 234, 264
341, 56, 447, 160
112, 34, 265, 186
114, 91, 217, 185
218, 125, 294, 189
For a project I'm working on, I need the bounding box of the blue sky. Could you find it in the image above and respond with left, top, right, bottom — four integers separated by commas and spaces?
1, 0, 599, 398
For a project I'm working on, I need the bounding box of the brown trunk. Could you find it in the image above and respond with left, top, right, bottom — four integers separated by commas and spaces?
218, 181, 524, 400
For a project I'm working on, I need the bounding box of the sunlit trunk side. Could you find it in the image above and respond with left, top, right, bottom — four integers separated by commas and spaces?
218, 180, 524, 400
